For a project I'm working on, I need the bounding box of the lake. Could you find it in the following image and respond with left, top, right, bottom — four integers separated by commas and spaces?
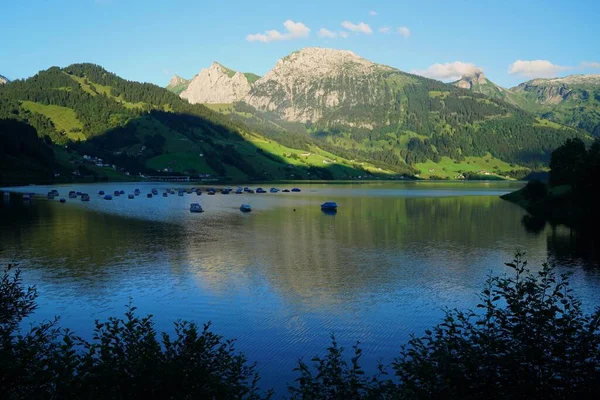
1, 181, 599, 393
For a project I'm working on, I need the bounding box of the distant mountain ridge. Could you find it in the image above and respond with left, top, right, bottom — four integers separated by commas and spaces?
453, 72, 600, 136
168, 47, 589, 178
0, 74, 9, 84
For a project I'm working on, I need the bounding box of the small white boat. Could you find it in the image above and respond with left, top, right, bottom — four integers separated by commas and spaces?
269, 188, 279, 193
81, 194, 90, 202
190, 203, 204, 213
240, 204, 252, 212
68, 191, 77, 198
128, 194, 135, 199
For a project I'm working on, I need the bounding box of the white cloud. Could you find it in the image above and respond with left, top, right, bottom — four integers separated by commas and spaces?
397, 26, 411, 37
413, 61, 483, 81
339, 31, 349, 38
247, 20, 310, 43
508, 60, 571, 78
341, 21, 372, 35
318, 28, 337, 38
379, 26, 391, 33
369, 11, 378, 16
580, 61, 600, 69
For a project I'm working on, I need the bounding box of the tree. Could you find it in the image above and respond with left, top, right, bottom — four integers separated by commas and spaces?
549, 138, 587, 187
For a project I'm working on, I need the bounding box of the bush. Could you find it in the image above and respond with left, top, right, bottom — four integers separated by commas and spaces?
0, 266, 268, 400
289, 252, 600, 399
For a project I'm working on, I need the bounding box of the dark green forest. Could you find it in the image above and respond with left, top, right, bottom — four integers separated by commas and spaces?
502, 137, 600, 227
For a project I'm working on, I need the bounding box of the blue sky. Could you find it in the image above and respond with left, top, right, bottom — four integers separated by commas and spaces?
1, 0, 599, 88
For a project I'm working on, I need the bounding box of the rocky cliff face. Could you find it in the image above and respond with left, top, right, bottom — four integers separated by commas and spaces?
512, 75, 600, 105
243, 47, 400, 124
510, 74, 600, 135
166, 75, 190, 95
0, 74, 9, 85
180, 63, 253, 104
454, 70, 487, 89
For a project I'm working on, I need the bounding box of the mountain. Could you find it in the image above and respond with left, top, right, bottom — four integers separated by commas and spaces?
0, 74, 9, 84
0, 52, 593, 184
0, 63, 395, 182
165, 75, 190, 95
511, 75, 600, 136
244, 48, 393, 123
215, 48, 587, 176
178, 63, 258, 104
452, 71, 524, 106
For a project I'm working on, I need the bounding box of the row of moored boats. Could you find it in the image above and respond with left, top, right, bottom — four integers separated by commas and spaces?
31, 186, 337, 213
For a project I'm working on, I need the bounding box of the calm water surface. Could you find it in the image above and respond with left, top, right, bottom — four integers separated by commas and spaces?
1, 181, 599, 393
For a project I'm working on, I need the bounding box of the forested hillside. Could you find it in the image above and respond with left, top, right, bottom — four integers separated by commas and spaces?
0, 64, 401, 182
0, 119, 56, 184
199, 48, 590, 178
0, 57, 592, 183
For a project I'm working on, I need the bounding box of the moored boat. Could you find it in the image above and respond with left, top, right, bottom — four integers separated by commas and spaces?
68, 191, 77, 198
282, 189, 290, 193
291, 188, 301, 192
321, 201, 338, 211
134, 189, 141, 196
104, 195, 113, 200
128, 194, 135, 199
256, 188, 266, 193
190, 203, 204, 213
98, 190, 105, 195
81, 193, 90, 202
59, 198, 66, 203
240, 204, 252, 212
269, 188, 279, 193
147, 193, 153, 198
114, 190, 120, 197
163, 192, 168, 197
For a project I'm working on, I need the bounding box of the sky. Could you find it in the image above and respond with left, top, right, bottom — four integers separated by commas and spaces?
1, 0, 599, 88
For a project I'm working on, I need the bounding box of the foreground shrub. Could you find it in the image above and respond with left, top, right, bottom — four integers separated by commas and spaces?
0, 266, 267, 400
290, 252, 600, 399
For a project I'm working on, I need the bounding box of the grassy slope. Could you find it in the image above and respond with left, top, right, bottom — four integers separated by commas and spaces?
20, 101, 86, 141
416, 154, 528, 180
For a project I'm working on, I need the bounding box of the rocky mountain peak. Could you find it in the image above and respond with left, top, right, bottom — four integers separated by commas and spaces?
180, 62, 252, 104
454, 70, 487, 89
0, 74, 9, 85
167, 75, 188, 88
243, 47, 398, 123
266, 47, 386, 80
